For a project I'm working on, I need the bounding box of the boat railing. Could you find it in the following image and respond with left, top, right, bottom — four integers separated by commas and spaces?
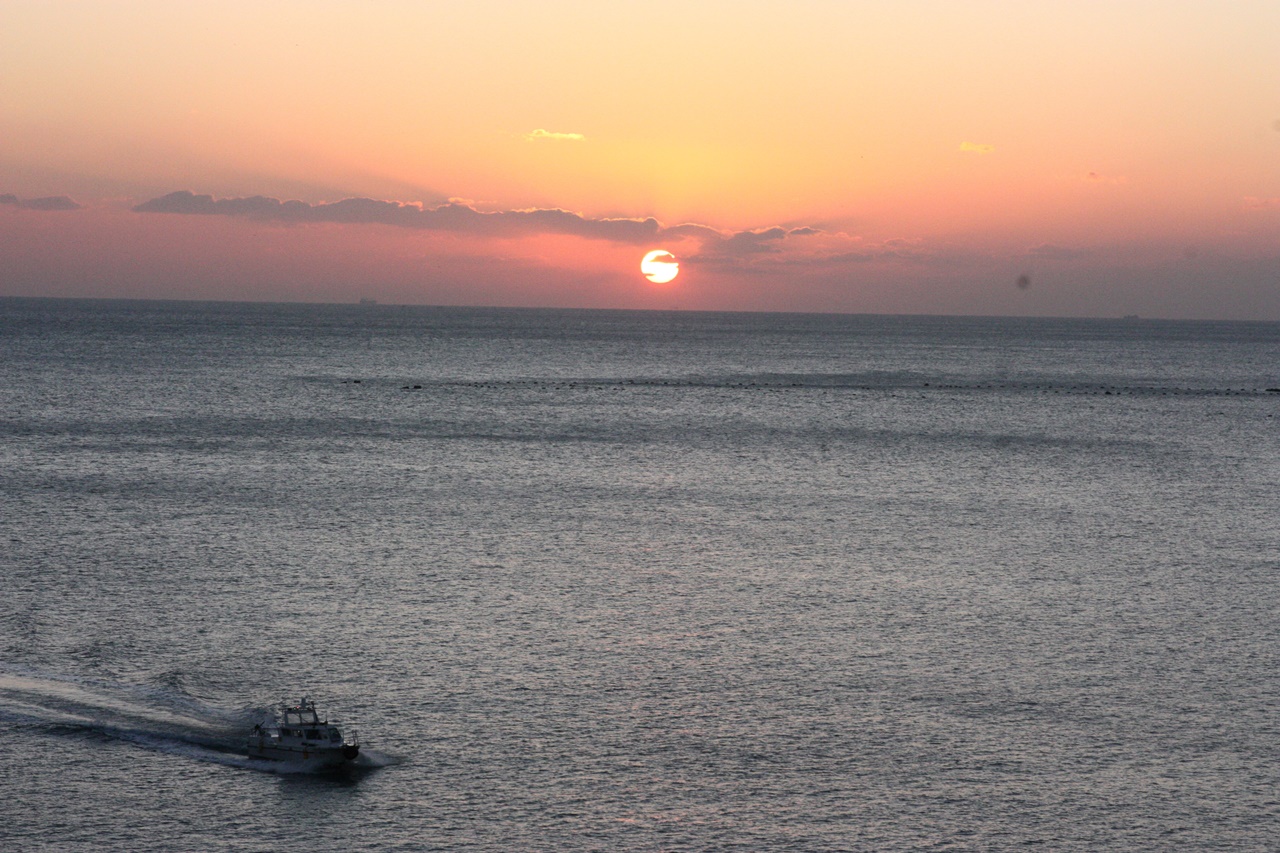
344, 728, 360, 748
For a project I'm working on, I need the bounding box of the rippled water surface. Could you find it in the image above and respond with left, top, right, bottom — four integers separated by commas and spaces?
2, 299, 1279, 850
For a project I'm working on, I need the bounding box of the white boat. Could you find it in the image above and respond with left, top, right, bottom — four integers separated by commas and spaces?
247, 697, 360, 767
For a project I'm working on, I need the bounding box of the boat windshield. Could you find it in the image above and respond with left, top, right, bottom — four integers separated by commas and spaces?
283, 708, 321, 726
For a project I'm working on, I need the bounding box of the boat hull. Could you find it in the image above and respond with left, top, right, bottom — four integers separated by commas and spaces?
247, 742, 356, 768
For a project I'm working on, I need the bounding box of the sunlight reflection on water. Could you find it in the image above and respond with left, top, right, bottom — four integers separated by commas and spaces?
2, 301, 1278, 849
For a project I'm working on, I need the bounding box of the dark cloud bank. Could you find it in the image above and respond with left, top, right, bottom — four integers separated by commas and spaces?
1, 194, 82, 211
133, 190, 817, 256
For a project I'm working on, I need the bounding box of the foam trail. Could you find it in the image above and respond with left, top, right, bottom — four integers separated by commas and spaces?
0, 668, 369, 774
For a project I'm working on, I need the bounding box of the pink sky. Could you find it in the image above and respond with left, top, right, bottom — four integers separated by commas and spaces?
2, 1, 1279, 318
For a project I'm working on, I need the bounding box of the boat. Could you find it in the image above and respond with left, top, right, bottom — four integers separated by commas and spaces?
247, 697, 360, 767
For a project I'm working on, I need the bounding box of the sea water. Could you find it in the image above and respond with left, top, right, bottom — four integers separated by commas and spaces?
1, 298, 1278, 850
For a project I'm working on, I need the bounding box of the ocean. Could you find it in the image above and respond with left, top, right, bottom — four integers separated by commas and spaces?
1, 298, 1278, 850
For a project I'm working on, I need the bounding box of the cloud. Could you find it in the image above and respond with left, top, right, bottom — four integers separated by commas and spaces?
132, 192, 839, 263
819, 237, 991, 268
658, 222, 725, 242
523, 128, 585, 142
959, 141, 995, 154
135, 190, 666, 243
679, 225, 827, 266
1243, 196, 1280, 211
1, 194, 82, 210
1027, 243, 1087, 260
721, 227, 788, 255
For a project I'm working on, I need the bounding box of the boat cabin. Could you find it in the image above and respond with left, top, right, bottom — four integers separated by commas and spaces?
248, 696, 360, 765
275, 724, 345, 743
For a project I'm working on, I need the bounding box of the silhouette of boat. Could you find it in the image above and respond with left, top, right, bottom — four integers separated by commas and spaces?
247, 697, 359, 767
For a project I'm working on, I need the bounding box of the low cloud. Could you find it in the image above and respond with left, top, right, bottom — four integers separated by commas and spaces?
821, 237, 991, 268
1027, 243, 1087, 260
680, 226, 826, 265
828, 237, 931, 264
524, 128, 585, 142
134, 190, 838, 258
1, 193, 82, 210
959, 141, 995, 154
135, 191, 661, 243
658, 222, 725, 242
721, 227, 789, 255
1243, 196, 1280, 211
131, 190, 1001, 278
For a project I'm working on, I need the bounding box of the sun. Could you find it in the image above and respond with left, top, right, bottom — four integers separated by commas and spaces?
641, 249, 679, 284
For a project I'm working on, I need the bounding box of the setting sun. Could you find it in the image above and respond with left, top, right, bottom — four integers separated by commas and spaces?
3, 1, 1280, 317
641, 250, 679, 284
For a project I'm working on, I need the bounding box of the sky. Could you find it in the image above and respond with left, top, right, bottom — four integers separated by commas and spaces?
2, 0, 1279, 318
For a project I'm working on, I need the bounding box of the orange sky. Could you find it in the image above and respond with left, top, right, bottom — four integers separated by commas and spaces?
2, 1, 1279, 318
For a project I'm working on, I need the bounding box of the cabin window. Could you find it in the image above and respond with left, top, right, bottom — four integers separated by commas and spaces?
330, 729, 342, 743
